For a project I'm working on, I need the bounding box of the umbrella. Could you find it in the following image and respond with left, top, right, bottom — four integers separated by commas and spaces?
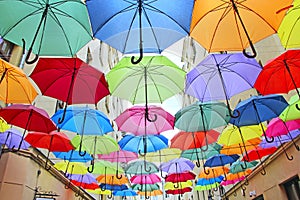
91, 160, 124, 175
230, 161, 258, 174
0, 129, 30, 150
138, 189, 163, 197
0, 58, 37, 103
165, 180, 192, 190
165, 171, 196, 183
125, 160, 159, 175
107, 55, 185, 123
30, 57, 110, 123
229, 94, 288, 142
54, 161, 87, 175
86, 188, 112, 195
142, 148, 181, 163
98, 149, 138, 163
254, 50, 300, 98
160, 158, 195, 174
0, 118, 10, 132
113, 189, 138, 197
199, 166, 230, 179
86, 0, 194, 64
0, 0, 92, 64
280, 98, 300, 122
25, 131, 74, 169
67, 173, 97, 185
71, 180, 99, 190
185, 53, 262, 115
118, 134, 168, 156
130, 174, 161, 184
53, 150, 93, 163
196, 176, 224, 186
96, 174, 129, 185
99, 184, 128, 191
115, 105, 174, 135
166, 187, 192, 195
190, 0, 292, 57
278, 0, 300, 49
195, 183, 219, 191
52, 106, 113, 156
0, 104, 57, 151
220, 138, 261, 155
175, 101, 230, 132
132, 183, 160, 192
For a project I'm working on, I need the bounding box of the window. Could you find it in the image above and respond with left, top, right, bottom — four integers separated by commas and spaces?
253, 195, 264, 200
283, 176, 300, 200
0, 37, 14, 61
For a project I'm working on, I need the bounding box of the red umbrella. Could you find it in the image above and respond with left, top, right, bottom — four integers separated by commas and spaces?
165, 171, 196, 183
170, 130, 220, 150
25, 131, 74, 170
30, 57, 110, 122
255, 50, 300, 98
71, 180, 99, 190
166, 187, 192, 195
0, 104, 57, 151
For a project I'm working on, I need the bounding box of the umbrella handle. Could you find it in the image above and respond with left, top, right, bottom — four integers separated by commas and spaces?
44, 160, 51, 171
244, 177, 249, 185
195, 160, 201, 168
75, 191, 81, 197
240, 161, 248, 170
144, 164, 152, 173
173, 182, 179, 189
160, 170, 167, 179
242, 42, 257, 58
87, 159, 95, 173
107, 193, 113, 199
260, 165, 266, 176
58, 104, 68, 124
146, 113, 157, 122
116, 171, 123, 179
203, 166, 210, 175
213, 186, 218, 192
229, 109, 240, 118
138, 149, 147, 157
278, 136, 294, 161
78, 141, 87, 157
22, 39, 39, 65
10, 145, 21, 152
131, 51, 143, 65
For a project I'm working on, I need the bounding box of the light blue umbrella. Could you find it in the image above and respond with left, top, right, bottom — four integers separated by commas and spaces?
53, 150, 93, 163
113, 189, 138, 197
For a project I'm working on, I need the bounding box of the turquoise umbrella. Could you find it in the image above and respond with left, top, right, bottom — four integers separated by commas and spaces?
0, 0, 92, 64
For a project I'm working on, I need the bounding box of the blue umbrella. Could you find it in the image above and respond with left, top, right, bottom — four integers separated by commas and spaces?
229, 94, 288, 143
196, 176, 224, 186
100, 183, 128, 191
53, 150, 93, 163
118, 134, 168, 156
113, 189, 138, 197
86, 0, 194, 64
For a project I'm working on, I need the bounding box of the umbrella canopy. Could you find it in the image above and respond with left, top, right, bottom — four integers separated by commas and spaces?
100, 184, 128, 191
51, 106, 113, 135
171, 130, 220, 150
86, 188, 112, 195
195, 183, 219, 191
165, 180, 192, 190
260, 130, 300, 149
138, 189, 163, 196
71, 180, 99, 190
30, 57, 110, 105
220, 138, 261, 155
254, 50, 300, 97
199, 166, 230, 179
92, 160, 124, 175
218, 124, 264, 146
86, 0, 194, 62
142, 148, 181, 163
25, 131, 74, 152
160, 158, 195, 174
0, 129, 30, 150
0, 0, 92, 63
266, 117, 300, 137
175, 101, 230, 132
242, 147, 277, 162
132, 183, 160, 192
115, 105, 174, 135
125, 160, 159, 175
204, 154, 240, 167
180, 143, 222, 161
230, 161, 258, 174
230, 95, 288, 127
0, 118, 10, 132
190, 0, 292, 56
118, 134, 168, 154
185, 53, 262, 103
96, 174, 128, 185
280, 98, 300, 121
106, 56, 186, 104
71, 135, 119, 155
278, 0, 300, 49
221, 177, 245, 186
130, 174, 161, 184
165, 171, 196, 183
98, 149, 138, 163
0, 58, 37, 103
113, 189, 137, 197
54, 161, 87, 175
53, 150, 93, 163
196, 176, 224, 186
166, 187, 192, 195
67, 173, 97, 184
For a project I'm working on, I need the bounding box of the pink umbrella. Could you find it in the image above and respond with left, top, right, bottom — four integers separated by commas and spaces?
97, 149, 138, 163
130, 174, 161, 184
115, 105, 174, 135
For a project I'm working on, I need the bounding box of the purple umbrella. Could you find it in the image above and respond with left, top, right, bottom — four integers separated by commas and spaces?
0, 129, 30, 150
66, 173, 97, 184
185, 53, 262, 117
160, 158, 195, 175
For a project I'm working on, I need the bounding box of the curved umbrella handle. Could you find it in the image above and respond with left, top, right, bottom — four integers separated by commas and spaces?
160, 170, 167, 179
213, 186, 218, 192
203, 166, 210, 175
261, 124, 274, 143
58, 104, 68, 124
144, 164, 152, 173
78, 137, 87, 157
173, 182, 179, 189
242, 42, 257, 58
116, 171, 123, 179
107, 193, 113, 199
44, 159, 51, 171
278, 136, 294, 161
131, 48, 143, 64
260, 165, 267, 176
138, 149, 147, 157
146, 113, 157, 122
195, 159, 201, 168
87, 159, 95, 173
229, 109, 240, 118
25, 47, 39, 64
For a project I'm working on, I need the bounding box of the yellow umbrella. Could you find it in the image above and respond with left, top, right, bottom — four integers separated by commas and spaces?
96, 174, 128, 185
0, 117, 10, 132
86, 188, 112, 195
142, 148, 181, 163
220, 138, 261, 155
164, 180, 193, 190
54, 161, 87, 175
190, 0, 292, 56
0, 58, 37, 103
278, 0, 300, 49
218, 124, 265, 146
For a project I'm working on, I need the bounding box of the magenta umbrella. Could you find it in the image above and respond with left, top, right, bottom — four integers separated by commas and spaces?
115, 105, 174, 135
98, 149, 138, 163
130, 174, 161, 184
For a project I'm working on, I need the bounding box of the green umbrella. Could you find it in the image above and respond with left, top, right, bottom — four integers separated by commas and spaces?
132, 183, 160, 192
175, 101, 230, 132
125, 160, 159, 175
280, 99, 300, 121
181, 143, 222, 161
92, 160, 124, 175
106, 56, 186, 115
0, 0, 92, 64
195, 182, 220, 191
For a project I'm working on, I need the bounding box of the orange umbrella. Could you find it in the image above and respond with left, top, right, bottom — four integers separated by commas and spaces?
190, 0, 292, 57
198, 166, 229, 179
226, 169, 252, 181
138, 189, 163, 196
96, 174, 128, 185
220, 138, 261, 155
0, 58, 37, 103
